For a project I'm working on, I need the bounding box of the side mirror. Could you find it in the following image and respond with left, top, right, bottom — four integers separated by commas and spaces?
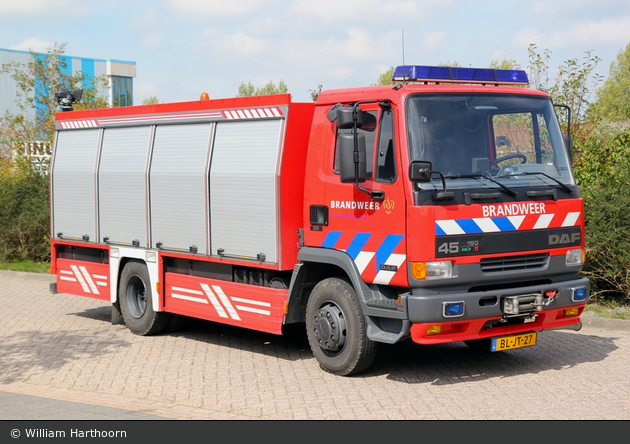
409, 160, 434, 182
338, 133, 366, 183
409, 160, 454, 201
336, 106, 363, 129
496, 135, 512, 147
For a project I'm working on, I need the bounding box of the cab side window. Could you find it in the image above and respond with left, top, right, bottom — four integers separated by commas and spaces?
375, 109, 396, 183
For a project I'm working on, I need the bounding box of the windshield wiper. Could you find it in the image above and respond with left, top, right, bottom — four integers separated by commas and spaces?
444, 173, 518, 197
518, 171, 573, 194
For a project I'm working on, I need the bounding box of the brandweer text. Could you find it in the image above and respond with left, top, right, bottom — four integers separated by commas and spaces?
330, 200, 380, 210
482, 202, 546, 217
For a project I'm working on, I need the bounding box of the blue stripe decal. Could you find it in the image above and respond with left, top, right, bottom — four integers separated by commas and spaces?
345, 233, 371, 260
321, 231, 342, 248
492, 217, 517, 231
435, 224, 447, 236
457, 219, 482, 234
435, 216, 519, 235
375, 234, 404, 272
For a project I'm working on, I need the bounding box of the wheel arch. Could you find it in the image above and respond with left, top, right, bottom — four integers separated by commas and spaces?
285, 246, 373, 324
110, 247, 160, 312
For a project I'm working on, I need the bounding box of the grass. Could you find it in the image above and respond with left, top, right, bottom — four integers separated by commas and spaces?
0, 260, 50, 274
584, 303, 630, 320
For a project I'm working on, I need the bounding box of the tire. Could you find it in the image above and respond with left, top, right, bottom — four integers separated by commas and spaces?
119, 261, 169, 336
305, 277, 377, 376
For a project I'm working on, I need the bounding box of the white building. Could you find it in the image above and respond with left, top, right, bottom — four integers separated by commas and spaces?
0, 47, 136, 119
1, 48, 136, 168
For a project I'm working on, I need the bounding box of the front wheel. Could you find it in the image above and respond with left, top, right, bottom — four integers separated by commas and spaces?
305, 277, 377, 376
119, 261, 169, 336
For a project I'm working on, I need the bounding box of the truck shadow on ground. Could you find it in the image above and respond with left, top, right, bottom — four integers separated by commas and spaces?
372, 330, 619, 384
69, 305, 315, 362
32, 305, 622, 387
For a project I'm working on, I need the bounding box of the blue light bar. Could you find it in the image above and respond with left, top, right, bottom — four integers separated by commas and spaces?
392, 65, 529, 85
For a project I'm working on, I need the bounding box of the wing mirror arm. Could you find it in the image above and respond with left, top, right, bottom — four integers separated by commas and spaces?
409, 161, 454, 201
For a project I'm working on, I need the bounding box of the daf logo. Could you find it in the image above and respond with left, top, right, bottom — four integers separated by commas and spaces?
549, 233, 580, 245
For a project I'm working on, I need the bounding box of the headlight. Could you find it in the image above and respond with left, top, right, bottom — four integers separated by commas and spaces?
411, 261, 453, 280
566, 248, 584, 266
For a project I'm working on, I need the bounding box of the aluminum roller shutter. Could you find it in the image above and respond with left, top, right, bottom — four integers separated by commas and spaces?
149, 123, 213, 254
209, 119, 283, 263
98, 126, 152, 247
51, 129, 101, 241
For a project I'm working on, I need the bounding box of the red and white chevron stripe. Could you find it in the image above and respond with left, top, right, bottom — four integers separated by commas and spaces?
222, 107, 283, 120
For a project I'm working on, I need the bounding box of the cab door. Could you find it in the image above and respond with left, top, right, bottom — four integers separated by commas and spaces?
318, 104, 408, 287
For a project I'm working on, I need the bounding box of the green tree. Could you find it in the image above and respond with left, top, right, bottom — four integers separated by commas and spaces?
588, 42, 630, 121
237, 81, 255, 97
142, 96, 160, 105
374, 67, 395, 86
309, 84, 322, 102
0, 42, 109, 264
237, 79, 288, 97
0, 42, 110, 150
489, 58, 520, 70
527, 43, 602, 125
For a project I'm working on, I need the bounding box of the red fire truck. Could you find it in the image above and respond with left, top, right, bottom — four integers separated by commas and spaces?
49, 65, 590, 375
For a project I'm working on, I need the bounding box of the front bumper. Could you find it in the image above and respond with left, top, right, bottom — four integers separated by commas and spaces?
410, 304, 585, 344
404, 276, 590, 345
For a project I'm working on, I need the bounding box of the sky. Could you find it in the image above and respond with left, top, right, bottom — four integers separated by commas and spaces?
1, 0, 630, 104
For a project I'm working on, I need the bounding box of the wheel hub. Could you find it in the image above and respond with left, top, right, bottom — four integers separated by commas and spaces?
126, 275, 147, 319
313, 302, 347, 352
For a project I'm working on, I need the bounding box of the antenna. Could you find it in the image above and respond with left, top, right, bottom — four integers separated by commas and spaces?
402, 30, 405, 66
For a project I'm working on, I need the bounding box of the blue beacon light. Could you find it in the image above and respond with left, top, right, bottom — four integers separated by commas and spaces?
392, 65, 529, 85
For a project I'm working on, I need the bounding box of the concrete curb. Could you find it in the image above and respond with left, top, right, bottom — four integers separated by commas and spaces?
580, 310, 630, 332
0, 269, 55, 282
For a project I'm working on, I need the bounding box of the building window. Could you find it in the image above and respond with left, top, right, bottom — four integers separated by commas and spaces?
112, 76, 133, 107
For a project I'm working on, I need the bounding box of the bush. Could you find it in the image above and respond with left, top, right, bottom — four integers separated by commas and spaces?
0, 156, 50, 263
574, 123, 630, 305
581, 173, 630, 305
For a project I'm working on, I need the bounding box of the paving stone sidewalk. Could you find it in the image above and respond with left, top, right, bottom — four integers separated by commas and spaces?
1, 270, 629, 420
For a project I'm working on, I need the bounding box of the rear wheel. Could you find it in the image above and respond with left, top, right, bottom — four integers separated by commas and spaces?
119, 261, 168, 336
305, 277, 377, 376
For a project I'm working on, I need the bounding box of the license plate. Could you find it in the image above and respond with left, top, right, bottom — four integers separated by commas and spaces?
491, 332, 537, 352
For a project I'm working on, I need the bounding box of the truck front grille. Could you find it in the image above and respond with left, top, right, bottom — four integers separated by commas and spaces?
480, 253, 549, 273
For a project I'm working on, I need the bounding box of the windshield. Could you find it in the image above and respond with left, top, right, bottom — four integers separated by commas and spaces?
406, 93, 575, 191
